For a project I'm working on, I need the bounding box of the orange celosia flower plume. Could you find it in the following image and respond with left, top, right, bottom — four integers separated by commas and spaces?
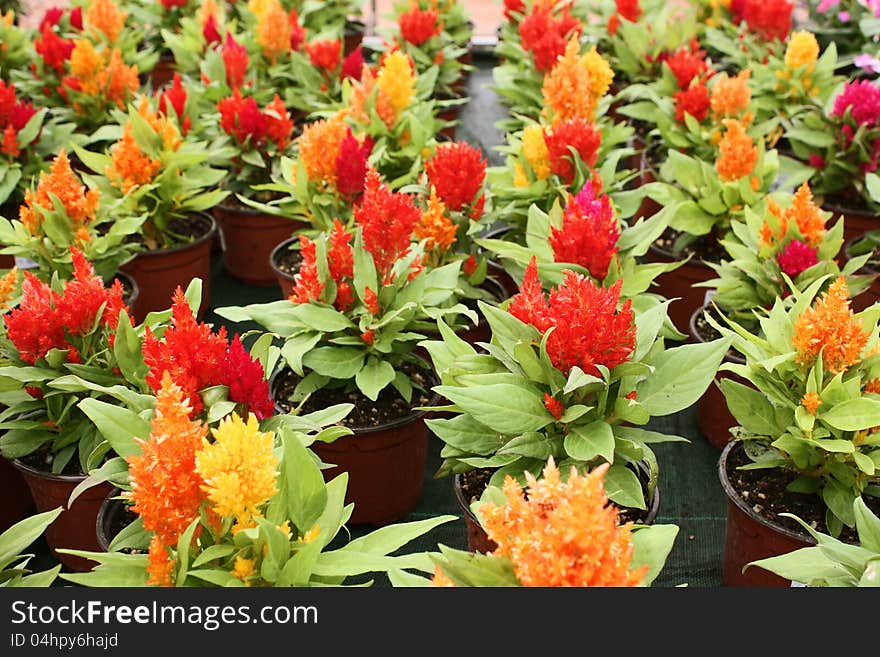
125, 373, 209, 586
710, 69, 752, 121
760, 182, 827, 248
478, 458, 647, 587
715, 118, 757, 182
107, 125, 161, 193
256, 0, 291, 64
415, 186, 457, 253
792, 277, 869, 374
542, 35, 614, 124
68, 39, 139, 111
86, 0, 126, 44
0, 268, 17, 310
18, 149, 100, 235
298, 113, 349, 187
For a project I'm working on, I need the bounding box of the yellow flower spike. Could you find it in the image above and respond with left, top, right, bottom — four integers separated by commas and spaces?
522, 124, 550, 180
542, 36, 613, 124
785, 31, 819, 71
513, 162, 529, 188
377, 51, 416, 114
301, 525, 320, 543
232, 556, 257, 586
0, 267, 17, 310
1, 10, 13, 26
195, 413, 278, 529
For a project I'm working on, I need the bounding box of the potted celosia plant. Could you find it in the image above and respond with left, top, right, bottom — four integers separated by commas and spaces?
0, 247, 137, 571
0, 149, 142, 282
157, 0, 229, 78
703, 0, 794, 69
487, 115, 636, 234
0, 79, 53, 212
788, 77, 880, 241
340, 49, 441, 186
421, 257, 731, 539
711, 275, 880, 585
746, 497, 880, 587
288, 0, 364, 52
690, 183, 874, 450
491, 3, 584, 134
393, 458, 678, 587
75, 94, 229, 319
60, 374, 455, 587
477, 180, 681, 315
123, 0, 199, 87
215, 169, 473, 525
380, 0, 472, 126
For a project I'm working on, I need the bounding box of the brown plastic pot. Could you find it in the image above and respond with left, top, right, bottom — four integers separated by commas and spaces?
0, 455, 34, 533
150, 54, 176, 89
95, 488, 132, 553
271, 370, 437, 526
119, 213, 215, 323
0, 254, 14, 269
646, 241, 716, 335
213, 202, 303, 286
12, 459, 114, 572
689, 304, 748, 451
344, 19, 365, 55
454, 461, 661, 554
718, 441, 815, 587
823, 200, 877, 248
269, 236, 302, 299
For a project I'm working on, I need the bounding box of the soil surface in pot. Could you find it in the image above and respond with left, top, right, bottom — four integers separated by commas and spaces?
458, 465, 654, 526
123, 215, 213, 252
103, 501, 143, 554
273, 245, 304, 278
726, 444, 880, 543
692, 305, 748, 361
653, 227, 725, 265
18, 445, 85, 477
274, 360, 435, 429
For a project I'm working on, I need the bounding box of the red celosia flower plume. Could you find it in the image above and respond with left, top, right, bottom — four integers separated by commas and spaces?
399, 6, 441, 46
218, 88, 267, 146
203, 14, 222, 45
543, 118, 601, 184
335, 129, 373, 200
39, 7, 65, 30
35, 23, 75, 73
327, 218, 355, 285
341, 45, 365, 81
550, 185, 620, 280
289, 9, 306, 51
425, 141, 486, 211
355, 168, 421, 280
675, 79, 710, 123
221, 33, 249, 89
509, 258, 636, 377
220, 335, 274, 420
734, 0, 793, 42
519, 6, 582, 73
306, 39, 342, 72
665, 42, 709, 90
263, 94, 294, 151
142, 288, 229, 417
158, 73, 190, 135
289, 235, 324, 304
832, 80, 880, 127
504, 0, 525, 21
615, 0, 642, 22
4, 247, 126, 364
776, 239, 818, 279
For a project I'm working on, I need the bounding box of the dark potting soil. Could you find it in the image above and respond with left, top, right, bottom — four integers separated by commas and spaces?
103, 500, 143, 554
18, 444, 85, 477
653, 227, 726, 266
123, 214, 213, 251
273, 245, 304, 277
726, 443, 880, 544
273, 360, 436, 429
458, 464, 654, 526
691, 305, 746, 362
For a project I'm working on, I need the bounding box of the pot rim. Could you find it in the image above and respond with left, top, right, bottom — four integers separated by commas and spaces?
95, 487, 123, 552
214, 198, 292, 219
269, 362, 441, 435
821, 198, 878, 218
453, 458, 661, 526
109, 269, 140, 305
843, 233, 880, 275
132, 212, 217, 259
11, 457, 89, 484
718, 440, 816, 545
269, 236, 300, 282
648, 238, 714, 269
688, 303, 747, 366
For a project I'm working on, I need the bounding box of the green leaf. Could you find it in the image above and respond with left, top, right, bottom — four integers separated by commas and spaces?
855, 497, 880, 553
78, 399, 151, 458
433, 383, 553, 435
631, 524, 679, 587
280, 333, 322, 377
719, 378, 779, 435
302, 347, 365, 380
603, 464, 646, 510
821, 398, 880, 431
564, 421, 615, 464
354, 358, 395, 402
283, 429, 328, 534
636, 338, 732, 416
0, 508, 63, 570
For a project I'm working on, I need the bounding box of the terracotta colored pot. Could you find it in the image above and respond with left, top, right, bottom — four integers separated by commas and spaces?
646, 242, 716, 335
271, 371, 437, 526
823, 200, 878, 248
150, 55, 176, 89
269, 236, 301, 299
454, 461, 661, 554
718, 441, 815, 587
213, 203, 302, 286
119, 213, 215, 323
0, 455, 34, 533
0, 254, 14, 269
689, 304, 748, 451
12, 459, 114, 572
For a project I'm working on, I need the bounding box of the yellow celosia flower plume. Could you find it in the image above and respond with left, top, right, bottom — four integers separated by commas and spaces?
195, 413, 278, 532
377, 50, 416, 118
542, 36, 613, 124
